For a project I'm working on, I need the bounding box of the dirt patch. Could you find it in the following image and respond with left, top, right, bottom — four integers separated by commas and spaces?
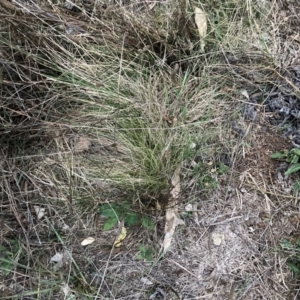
77, 186, 296, 299
236, 123, 291, 185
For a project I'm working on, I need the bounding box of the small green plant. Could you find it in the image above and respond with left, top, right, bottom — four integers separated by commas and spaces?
193, 162, 229, 189
271, 148, 300, 196
293, 179, 300, 196
271, 148, 300, 175
100, 202, 155, 231
280, 238, 300, 275
0, 240, 24, 275
218, 163, 229, 175
137, 245, 154, 261
0, 244, 16, 275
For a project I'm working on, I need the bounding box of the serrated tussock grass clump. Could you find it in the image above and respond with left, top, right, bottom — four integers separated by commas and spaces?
0, 0, 272, 225
0, 0, 271, 232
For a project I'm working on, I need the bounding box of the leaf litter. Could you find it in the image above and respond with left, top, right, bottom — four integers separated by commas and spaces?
194, 6, 207, 52
163, 164, 184, 252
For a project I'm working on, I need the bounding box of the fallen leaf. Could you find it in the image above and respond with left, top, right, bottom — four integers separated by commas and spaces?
194, 6, 207, 51
34, 206, 46, 220
212, 232, 225, 246
155, 201, 162, 211
240, 89, 250, 100
240, 188, 247, 194
81, 237, 95, 246
140, 277, 153, 285
150, 287, 167, 300
74, 136, 91, 152
163, 165, 184, 252
61, 283, 76, 300
64, 0, 74, 10
114, 227, 127, 248
62, 223, 70, 232
50, 251, 70, 270
195, 7, 207, 38
192, 204, 200, 225
45, 157, 56, 165
51, 252, 64, 270
190, 142, 196, 149
163, 210, 184, 251
163, 114, 176, 125
170, 164, 181, 199
50, 252, 63, 262
61, 283, 71, 297
148, 2, 156, 10
185, 204, 193, 211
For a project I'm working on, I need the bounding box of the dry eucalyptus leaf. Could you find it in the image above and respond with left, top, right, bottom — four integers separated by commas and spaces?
62, 223, 70, 232
45, 157, 56, 165
61, 283, 71, 297
194, 6, 207, 38
74, 136, 91, 152
212, 232, 225, 246
192, 204, 200, 225
140, 277, 153, 285
163, 210, 185, 251
50, 251, 70, 270
240, 89, 250, 100
163, 165, 184, 252
81, 237, 95, 246
185, 204, 193, 212
170, 164, 181, 199
61, 283, 76, 300
64, 0, 74, 10
34, 206, 46, 220
50, 252, 63, 263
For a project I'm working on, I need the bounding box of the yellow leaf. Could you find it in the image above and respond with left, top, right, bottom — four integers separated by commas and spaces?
114, 227, 127, 248
81, 237, 95, 246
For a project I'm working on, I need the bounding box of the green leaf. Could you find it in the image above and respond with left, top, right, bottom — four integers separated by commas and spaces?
137, 245, 153, 261
0, 245, 10, 255
125, 212, 139, 226
291, 155, 299, 164
0, 258, 14, 275
100, 204, 122, 219
121, 202, 131, 210
287, 262, 300, 274
291, 148, 300, 156
103, 217, 118, 230
281, 239, 293, 249
218, 163, 229, 175
141, 216, 155, 230
138, 245, 146, 252
293, 180, 300, 196
142, 250, 153, 261
101, 208, 117, 218
285, 164, 300, 175
270, 152, 288, 159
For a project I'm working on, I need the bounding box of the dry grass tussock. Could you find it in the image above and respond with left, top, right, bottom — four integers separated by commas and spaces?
1, 0, 298, 299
